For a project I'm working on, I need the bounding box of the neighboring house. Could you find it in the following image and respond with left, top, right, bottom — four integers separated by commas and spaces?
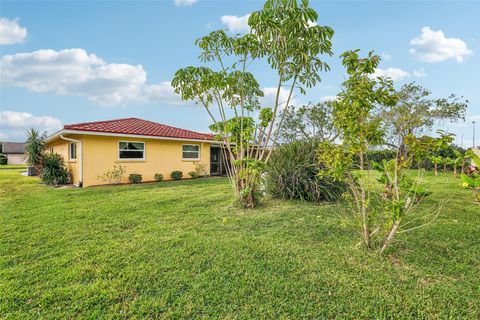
45, 118, 227, 187
1, 142, 26, 165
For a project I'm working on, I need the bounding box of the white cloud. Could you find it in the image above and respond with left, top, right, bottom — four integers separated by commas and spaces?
381, 52, 392, 61
220, 14, 251, 33
412, 68, 427, 78
319, 96, 337, 102
261, 87, 297, 110
0, 18, 28, 45
410, 27, 473, 63
370, 67, 411, 81
0, 111, 62, 141
174, 0, 198, 7
0, 48, 181, 106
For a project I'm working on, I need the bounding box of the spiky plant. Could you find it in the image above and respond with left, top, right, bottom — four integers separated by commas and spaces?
24, 128, 46, 171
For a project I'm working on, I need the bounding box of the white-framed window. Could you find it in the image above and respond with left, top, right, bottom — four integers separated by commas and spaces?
182, 144, 200, 160
69, 142, 77, 160
119, 141, 145, 160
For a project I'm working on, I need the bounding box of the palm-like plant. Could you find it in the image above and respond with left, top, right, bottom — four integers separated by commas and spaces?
429, 155, 443, 176
24, 128, 46, 171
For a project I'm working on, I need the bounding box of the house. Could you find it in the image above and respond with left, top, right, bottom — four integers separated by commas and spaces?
45, 118, 228, 187
1, 142, 26, 165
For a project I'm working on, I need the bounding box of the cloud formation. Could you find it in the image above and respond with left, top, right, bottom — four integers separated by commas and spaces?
220, 14, 251, 33
410, 27, 473, 63
371, 67, 411, 81
174, 0, 198, 7
0, 48, 181, 106
0, 17, 28, 45
0, 111, 62, 141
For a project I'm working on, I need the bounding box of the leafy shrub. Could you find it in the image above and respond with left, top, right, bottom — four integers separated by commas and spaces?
154, 173, 164, 182
0, 154, 7, 165
97, 165, 126, 184
193, 161, 208, 178
128, 174, 142, 184
171, 171, 183, 180
40, 152, 70, 186
266, 140, 346, 202
188, 171, 199, 179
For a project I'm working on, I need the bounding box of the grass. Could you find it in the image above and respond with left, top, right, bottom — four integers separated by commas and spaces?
0, 164, 27, 170
0, 169, 479, 319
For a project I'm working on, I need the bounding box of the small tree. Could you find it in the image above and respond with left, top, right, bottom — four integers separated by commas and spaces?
317, 50, 397, 248
172, 0, 334, 207
24, 128, 46, 172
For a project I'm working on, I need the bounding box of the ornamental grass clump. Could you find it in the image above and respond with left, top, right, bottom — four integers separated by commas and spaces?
267, 140, 346, 202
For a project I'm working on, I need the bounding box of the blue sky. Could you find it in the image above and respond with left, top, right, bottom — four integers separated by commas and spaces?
1, 0, 479, 146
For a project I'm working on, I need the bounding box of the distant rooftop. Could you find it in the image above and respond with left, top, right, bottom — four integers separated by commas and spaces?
1, 142, 25, 154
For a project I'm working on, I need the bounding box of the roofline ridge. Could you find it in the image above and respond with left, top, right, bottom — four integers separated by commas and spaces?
64, 117, 137, 129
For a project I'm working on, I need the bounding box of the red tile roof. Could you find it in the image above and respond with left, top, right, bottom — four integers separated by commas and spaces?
64, 118, 215, 141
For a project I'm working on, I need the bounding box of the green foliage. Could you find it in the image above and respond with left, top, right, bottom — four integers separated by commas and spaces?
461, 172, 480, 202
97, 165, 126, 184
128, 174, 142, 184
188, 171, 199, 179
267, 140, 346, 202
382, 82, 467, 158
193, 161, 208, 178
0, 154, 7, 165
25, 128, 46, 169
279, 101, 337, 142
40, 152, 70, 186
171, 171, 183, 180
172, 0, 334, 208
154, 173, 164, 182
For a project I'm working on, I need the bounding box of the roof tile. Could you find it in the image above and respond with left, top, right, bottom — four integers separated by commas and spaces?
64, 118, 214, 141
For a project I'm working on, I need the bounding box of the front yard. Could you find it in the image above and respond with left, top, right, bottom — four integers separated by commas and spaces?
0, 169, 478, 318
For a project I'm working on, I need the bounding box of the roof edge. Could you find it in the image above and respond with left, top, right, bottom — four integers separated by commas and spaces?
45, 129, 220, 144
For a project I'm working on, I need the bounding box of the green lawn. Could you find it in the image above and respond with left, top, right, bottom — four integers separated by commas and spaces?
0, 164, 27, 170
1, 169, 478, 319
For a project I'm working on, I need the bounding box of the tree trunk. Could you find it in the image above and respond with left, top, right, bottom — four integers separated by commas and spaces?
381, 219, 401, 255
359, 152, 371, 248
454, 166, 457, 177
434, 163, 438, 176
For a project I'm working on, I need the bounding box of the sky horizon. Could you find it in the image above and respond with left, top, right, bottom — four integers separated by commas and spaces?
0, 0, 479, 147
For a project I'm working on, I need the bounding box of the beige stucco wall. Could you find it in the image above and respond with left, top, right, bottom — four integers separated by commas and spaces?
6, 154, 26, 165
48, 134, 212, 187
48, 137, 80, 185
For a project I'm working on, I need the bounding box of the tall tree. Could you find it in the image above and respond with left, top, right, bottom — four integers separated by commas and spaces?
279, 101, 338, 142
172, 0, 334, 207
383, 82, 467, 159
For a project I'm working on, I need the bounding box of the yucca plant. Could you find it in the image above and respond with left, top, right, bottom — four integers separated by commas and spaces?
40, 152, 70, 186
24, 128, 46, 172
267, 140, 346, 202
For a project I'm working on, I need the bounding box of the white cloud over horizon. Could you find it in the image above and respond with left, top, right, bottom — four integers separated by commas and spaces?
410, 27, 473, 63
0, 17, 28, 45
174, 0, 198, 7
0, 48, 182, 106
220, 14, 251, 33
0, 111, 62, 141
371, 67, 411, 81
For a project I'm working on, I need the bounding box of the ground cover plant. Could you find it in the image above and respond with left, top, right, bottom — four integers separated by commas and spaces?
0, 169, 478, 318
